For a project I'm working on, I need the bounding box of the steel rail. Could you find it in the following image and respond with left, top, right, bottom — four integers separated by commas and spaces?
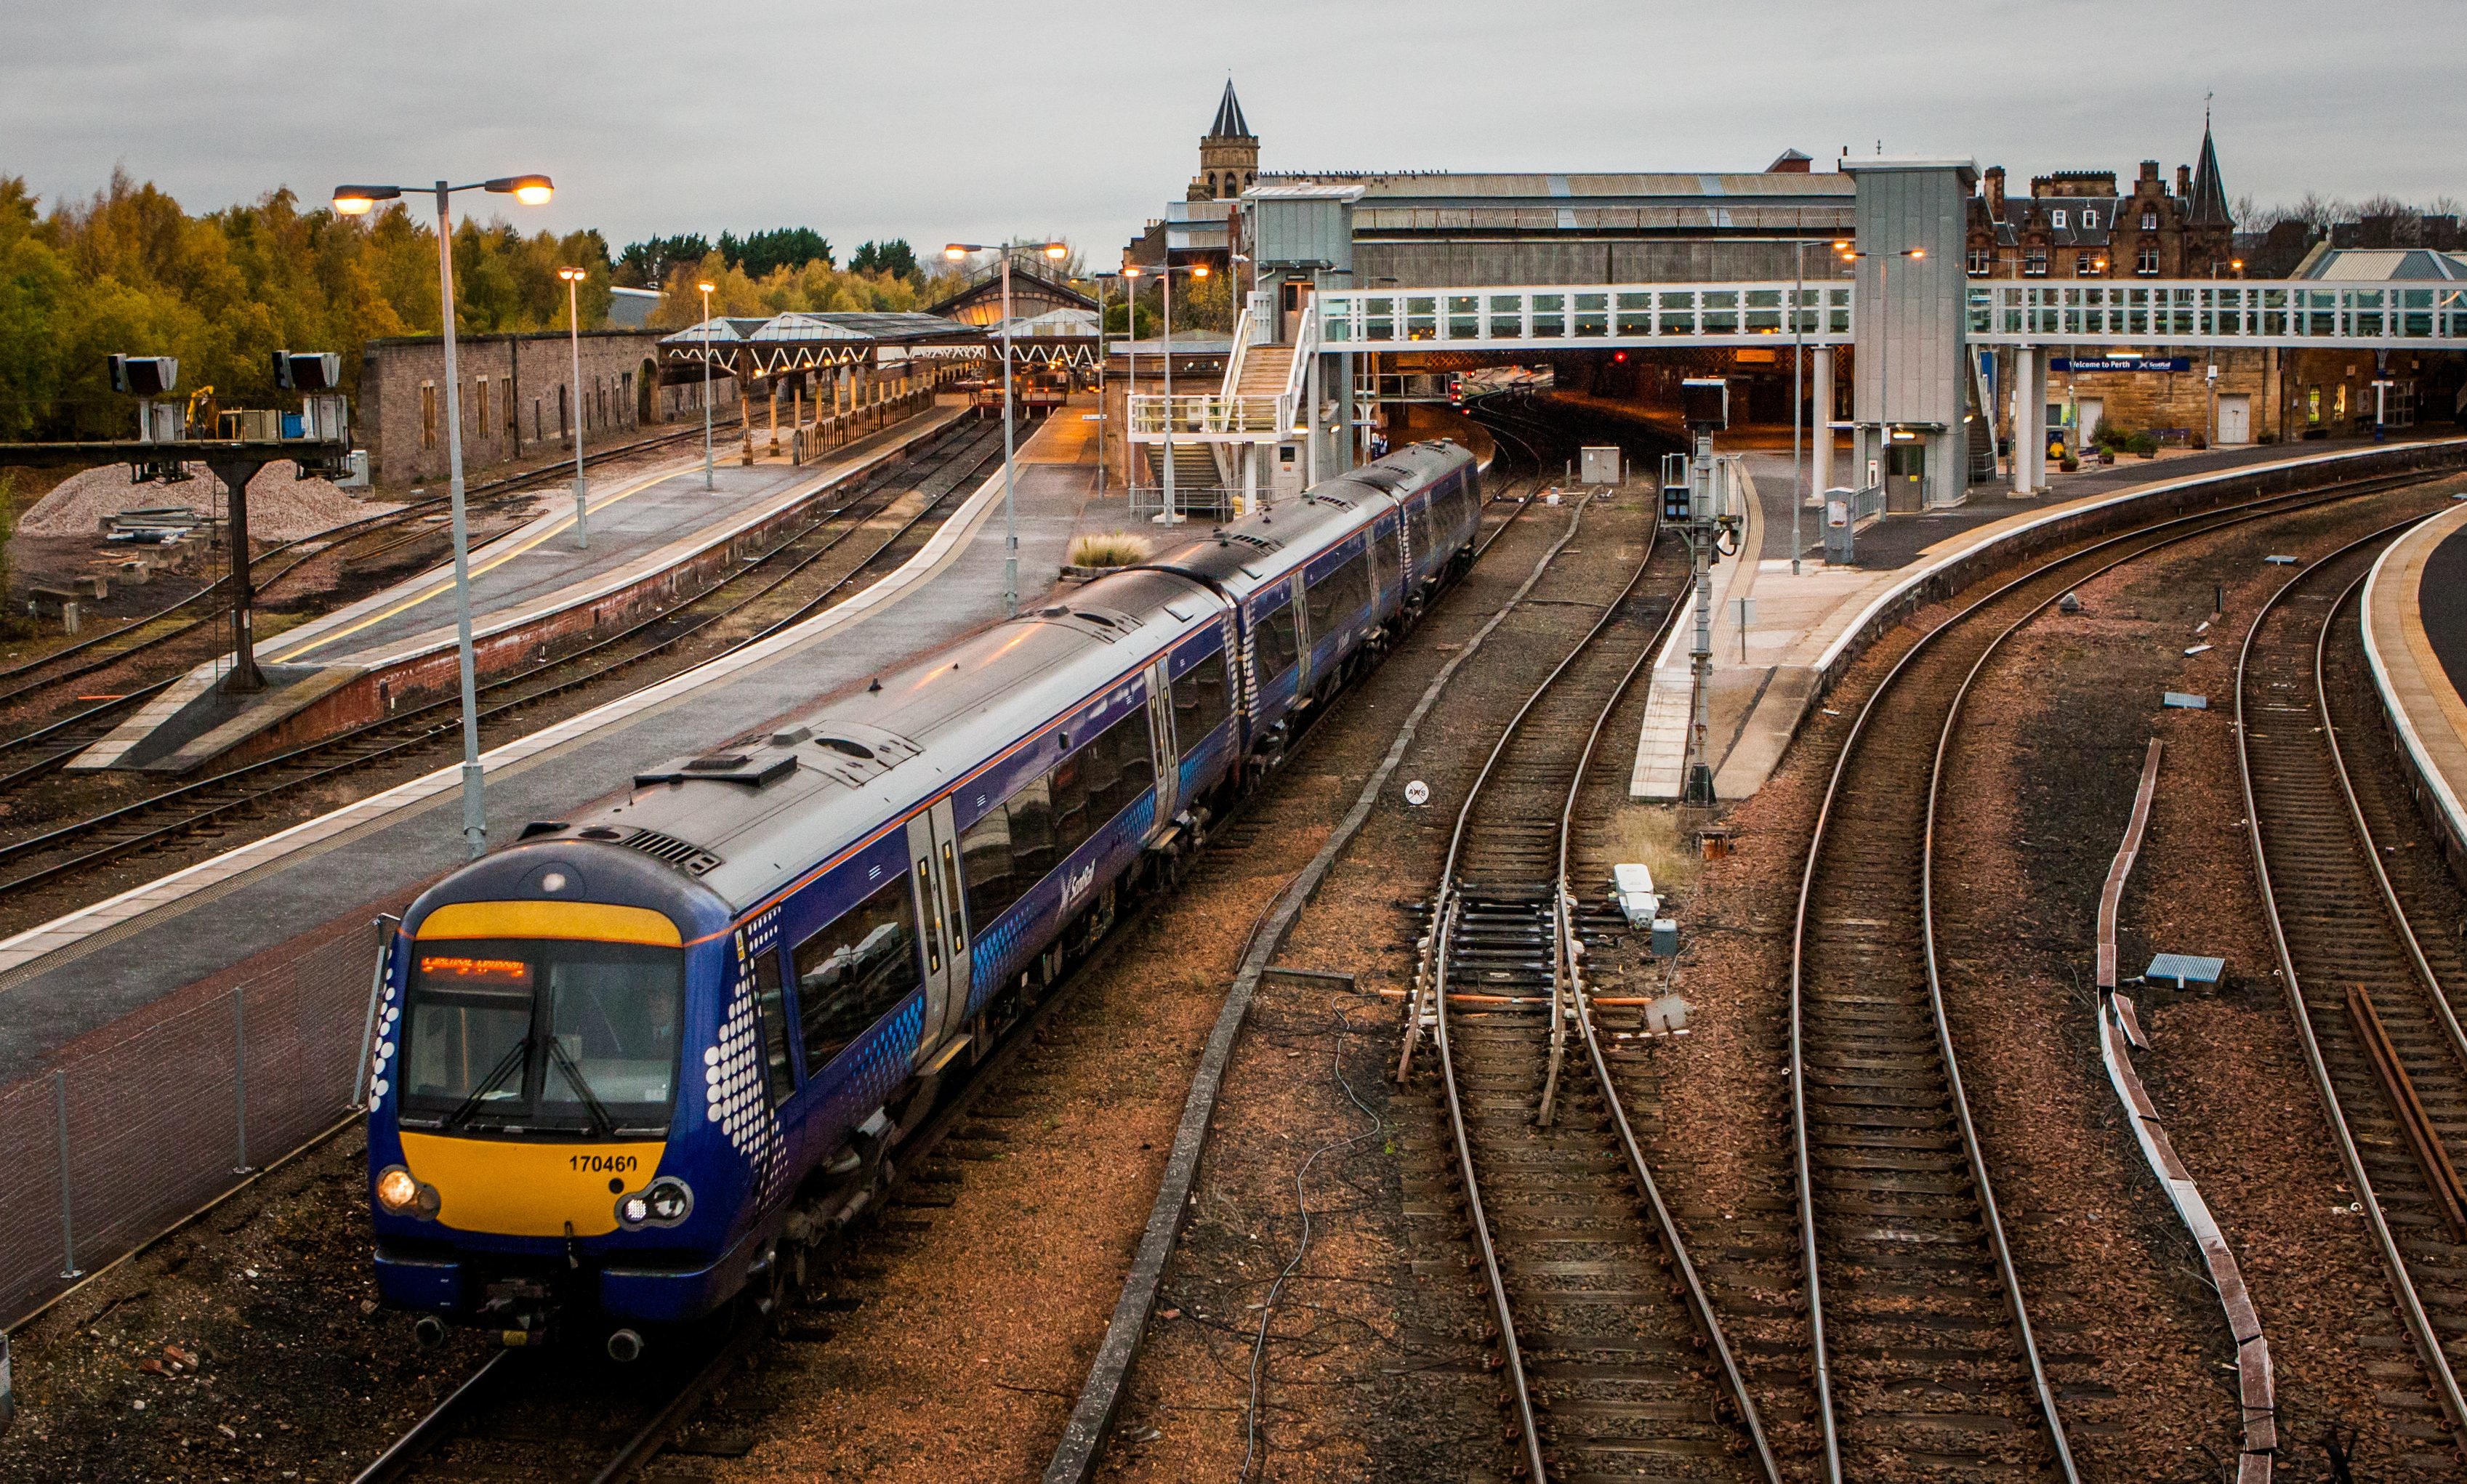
1423, 479, 1779, 1479
1789, 472, 2426, 1481
0, 430, 1004, 898
2232, 520, 2467, 1449
1550, 510, 1781, 1480
0, 417, 748, 702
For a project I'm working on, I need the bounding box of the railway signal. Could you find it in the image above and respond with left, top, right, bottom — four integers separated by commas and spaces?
1678, 377, 1734, 807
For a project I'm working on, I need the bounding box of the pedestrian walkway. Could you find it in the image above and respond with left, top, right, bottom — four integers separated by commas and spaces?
0, 399, 1103, 1085
74, 402, 968, 773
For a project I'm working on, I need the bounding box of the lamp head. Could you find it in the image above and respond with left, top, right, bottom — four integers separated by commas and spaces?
697, 281, 715, 296
1122, 265, 1143, 278
557, 266, 586, 283
1191, 264, 1209, 278
944, 244, 972, 261
1042, 243, 1068, 261
1907, 248, 1926, 260
332, 185, 400, 217
484, 174, 555, 206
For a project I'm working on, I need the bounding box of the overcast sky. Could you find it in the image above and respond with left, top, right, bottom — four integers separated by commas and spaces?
7, 0, 2463, 259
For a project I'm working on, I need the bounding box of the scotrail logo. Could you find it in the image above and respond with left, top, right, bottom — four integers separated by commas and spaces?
1061, 859, 1098, 908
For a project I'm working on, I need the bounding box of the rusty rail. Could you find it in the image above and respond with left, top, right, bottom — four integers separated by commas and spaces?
2091, 737, 2277, 1483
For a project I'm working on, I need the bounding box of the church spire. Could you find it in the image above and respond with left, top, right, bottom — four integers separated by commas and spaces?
1209, 78, 1251, 141
2188, 107, 2231, 229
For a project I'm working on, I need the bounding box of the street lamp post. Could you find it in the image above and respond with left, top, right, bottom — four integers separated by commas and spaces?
946, 241, 1069, 615
558, 265, 589, 549
698, 281, 716, 491
334, 172, 553, 862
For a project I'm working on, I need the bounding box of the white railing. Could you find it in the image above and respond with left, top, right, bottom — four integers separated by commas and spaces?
1128, 392, 1284, 437
1220, 305, 1257, 403
1968, 280, 2467, 347
1316, 281, 1856, 349
1276, 298, 1320, 434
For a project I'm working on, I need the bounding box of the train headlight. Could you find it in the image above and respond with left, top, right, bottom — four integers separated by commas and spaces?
616, 1176, 693, 1230
376, 1165, 440, 1218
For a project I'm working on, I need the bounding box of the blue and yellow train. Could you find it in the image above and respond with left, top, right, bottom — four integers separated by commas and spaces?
363, 441, 1483, 1352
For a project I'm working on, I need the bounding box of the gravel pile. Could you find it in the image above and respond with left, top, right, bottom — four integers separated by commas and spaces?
17, 461, 398, 541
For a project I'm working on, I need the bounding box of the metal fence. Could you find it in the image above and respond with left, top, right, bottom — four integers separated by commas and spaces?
0, 916, 385, 1328
1126, 484, 1240, 525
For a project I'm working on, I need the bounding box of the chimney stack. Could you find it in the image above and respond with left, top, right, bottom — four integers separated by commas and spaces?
1984, 165, 2007, 214
2175, 163, 2192, 197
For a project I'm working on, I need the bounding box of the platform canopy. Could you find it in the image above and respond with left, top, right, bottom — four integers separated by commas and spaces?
661, 311, 986, 376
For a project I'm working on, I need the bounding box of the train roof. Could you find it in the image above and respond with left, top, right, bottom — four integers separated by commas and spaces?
1140, 440, 1472, 597
518, 565, 1222, 914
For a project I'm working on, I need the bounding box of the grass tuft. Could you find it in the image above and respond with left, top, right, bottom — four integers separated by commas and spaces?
1069, 531, 1151, 568
1599, 805, 1700, 894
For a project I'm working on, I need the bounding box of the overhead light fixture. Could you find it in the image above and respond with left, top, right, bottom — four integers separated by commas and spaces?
331, 185, 400, 217
485, 174, 555, 205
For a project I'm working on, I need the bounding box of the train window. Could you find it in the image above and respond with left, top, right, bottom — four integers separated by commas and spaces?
1092, 709, 1155, 819
939, 841, 967, 957
959, 805, 1014, 928
791, 876, 924, 1070
1050, 752, 1092, 858
1172, 651, 1231, 754
1305, 552, 1370, 639
1408, 499, 1433, 568
1007, 774, 1057, 885
749, 949, 793, 1104
1255, 600, 1300, 680
914, 860, 943, 975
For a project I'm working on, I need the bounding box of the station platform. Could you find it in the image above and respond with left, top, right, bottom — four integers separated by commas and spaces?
72, 400, 968, 774
2363, 497, 2467, 871
0, 400, 1104, 1085
1634, 432, 2467, 802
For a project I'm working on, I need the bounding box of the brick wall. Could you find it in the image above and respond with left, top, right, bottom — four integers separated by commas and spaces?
358, 329, 741, 491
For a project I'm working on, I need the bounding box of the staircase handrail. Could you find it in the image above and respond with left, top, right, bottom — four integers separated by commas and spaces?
1276, 300, 1321, 434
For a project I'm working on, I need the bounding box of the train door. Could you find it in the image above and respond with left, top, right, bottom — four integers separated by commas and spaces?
1145, 662, 1179, 827
904, 797, 974, 1064
1289, 572, 1313, 692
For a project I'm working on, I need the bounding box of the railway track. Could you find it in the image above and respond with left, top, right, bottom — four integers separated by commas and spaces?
1404, 485, 1782, 1483
1787, 473, 2447, 1482
2237, 521, 2467, 1463
0, 422, 1004, 905
0, 412, 759, 722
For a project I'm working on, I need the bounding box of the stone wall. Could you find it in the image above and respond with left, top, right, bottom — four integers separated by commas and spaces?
358, 329, 741, 490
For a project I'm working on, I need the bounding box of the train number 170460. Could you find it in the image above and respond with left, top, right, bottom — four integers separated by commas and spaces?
569, 1153, 640, 1174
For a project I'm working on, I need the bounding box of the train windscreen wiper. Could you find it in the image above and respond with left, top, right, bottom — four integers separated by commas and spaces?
545, 1036, 617, 1139
443, 1036, 531, 1131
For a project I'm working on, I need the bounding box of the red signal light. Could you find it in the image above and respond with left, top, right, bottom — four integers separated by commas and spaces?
1613, 351, 1627, 363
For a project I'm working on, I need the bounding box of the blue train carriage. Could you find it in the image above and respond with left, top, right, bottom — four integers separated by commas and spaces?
1140, 439, 1481, 767
365, 565, 1244, 1350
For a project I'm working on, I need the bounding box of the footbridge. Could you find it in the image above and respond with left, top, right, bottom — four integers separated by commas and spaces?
1128, 158, 2467, 515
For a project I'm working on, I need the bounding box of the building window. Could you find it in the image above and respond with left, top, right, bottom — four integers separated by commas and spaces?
2141, 211, 2158, 231
2024, 246, 2048, 276
2137, 243, 2160, 275
2051, 209, 2067, 229
2082, 209, 2099, 229
475, 376, 489, 437
2075, 254, 2103, 276
1966, 247, 1990, 276
421, 380, 437, 449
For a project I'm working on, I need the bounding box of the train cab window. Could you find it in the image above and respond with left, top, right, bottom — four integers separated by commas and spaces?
791, 876, 924, 1070
401, 940, 683, 1134
1255, 600, 1300, 680
1172, 651, 1231, 753
750, 949, 792, 1103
